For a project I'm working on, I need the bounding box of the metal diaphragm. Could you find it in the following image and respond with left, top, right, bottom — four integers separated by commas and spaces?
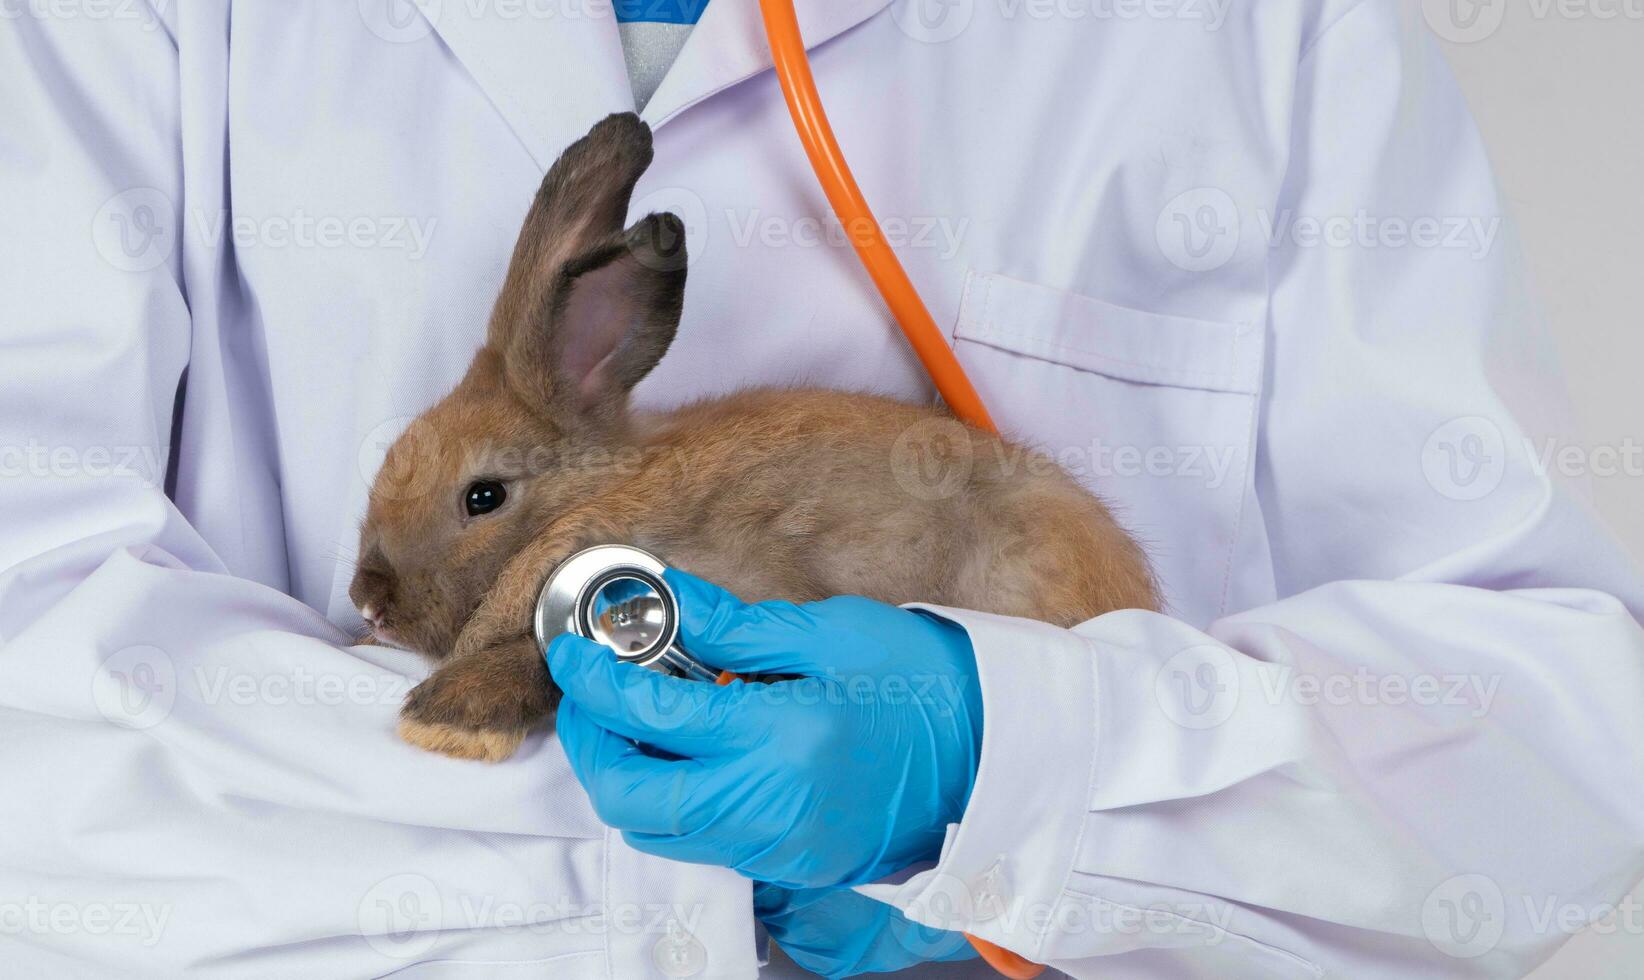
533, 545, 720, 683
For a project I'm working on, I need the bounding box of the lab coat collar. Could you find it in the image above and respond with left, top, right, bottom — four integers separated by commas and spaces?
407, 0, 632, 168
640, 0, 897, 128
407, 0, 894, 167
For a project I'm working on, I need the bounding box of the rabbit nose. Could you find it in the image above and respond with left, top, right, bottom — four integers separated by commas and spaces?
349, 555, 395, 620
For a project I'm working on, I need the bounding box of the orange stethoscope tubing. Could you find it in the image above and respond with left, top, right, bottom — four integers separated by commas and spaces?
756, 0, 998, 437
753, 1, 1042, 977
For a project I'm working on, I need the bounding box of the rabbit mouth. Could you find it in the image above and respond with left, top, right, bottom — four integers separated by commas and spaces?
369, 627, 414, 652
357, 617, 415, 652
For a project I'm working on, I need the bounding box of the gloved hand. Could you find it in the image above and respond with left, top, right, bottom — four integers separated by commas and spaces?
547, 568, 984, 889
754, 881, 978, 978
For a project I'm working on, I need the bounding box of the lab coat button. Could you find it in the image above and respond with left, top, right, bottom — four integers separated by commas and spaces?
652, 919, 707, 977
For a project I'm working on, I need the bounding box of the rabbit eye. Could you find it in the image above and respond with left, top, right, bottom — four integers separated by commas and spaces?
464, 480, 507, 517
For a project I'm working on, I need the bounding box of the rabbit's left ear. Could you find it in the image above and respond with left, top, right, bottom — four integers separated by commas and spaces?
509, 211, 687, 421
486, 112, 653, 358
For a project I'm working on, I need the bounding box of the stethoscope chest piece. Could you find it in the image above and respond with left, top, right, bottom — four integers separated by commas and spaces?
534, 545, 720, 683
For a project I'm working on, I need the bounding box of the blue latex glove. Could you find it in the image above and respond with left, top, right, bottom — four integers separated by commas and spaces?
754, 881, 978, 978
547, 569, 984, 889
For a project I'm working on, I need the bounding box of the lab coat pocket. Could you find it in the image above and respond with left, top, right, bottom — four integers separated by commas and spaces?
952, 272, 1265, 627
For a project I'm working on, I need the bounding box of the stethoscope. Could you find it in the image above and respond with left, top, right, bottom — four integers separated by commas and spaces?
537, 5, 1044, 975
757, 9, 1040, 972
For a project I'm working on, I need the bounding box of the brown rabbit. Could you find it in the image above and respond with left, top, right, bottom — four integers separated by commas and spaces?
350, 113, 1157, 762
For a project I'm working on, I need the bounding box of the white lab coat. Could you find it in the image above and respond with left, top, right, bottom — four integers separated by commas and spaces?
1, 0, 1640, 977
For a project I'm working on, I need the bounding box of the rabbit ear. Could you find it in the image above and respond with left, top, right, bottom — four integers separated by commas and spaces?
505, 211, 687, 420
487, 112, 655, 352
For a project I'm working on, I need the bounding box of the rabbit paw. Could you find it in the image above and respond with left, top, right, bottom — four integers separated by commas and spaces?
397, 715, 527, 763
398, 642, 551, 762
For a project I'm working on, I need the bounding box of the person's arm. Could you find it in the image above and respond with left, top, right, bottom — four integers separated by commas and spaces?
858, 3, 1644, 975
0, 11, 752, 975
548, 3, 1644, 978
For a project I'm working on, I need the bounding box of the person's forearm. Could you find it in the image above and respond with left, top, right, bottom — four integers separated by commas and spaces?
863, 584, 1644, 977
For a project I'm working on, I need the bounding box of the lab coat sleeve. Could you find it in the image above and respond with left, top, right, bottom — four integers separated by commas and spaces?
0, 13, 756, 977
859, 4, 1644, 977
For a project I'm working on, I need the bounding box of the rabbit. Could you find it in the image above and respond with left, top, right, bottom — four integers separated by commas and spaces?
349, 113, 1158, 763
